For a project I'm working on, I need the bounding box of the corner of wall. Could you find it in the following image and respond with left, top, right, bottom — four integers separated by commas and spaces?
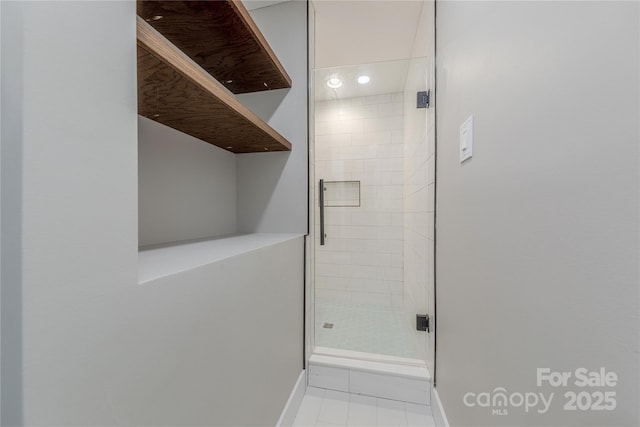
235, 1, 308, 234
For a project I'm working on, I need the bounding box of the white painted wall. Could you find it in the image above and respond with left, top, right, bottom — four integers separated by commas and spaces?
236, 1, 308, 234
128, 236, 304, 426
0, 2, 23, 423
15, 2, 137, 423
436, 1, 639, 425
4, 1, 306, 424
314, 94, 405, 307
138, 117, 236, 247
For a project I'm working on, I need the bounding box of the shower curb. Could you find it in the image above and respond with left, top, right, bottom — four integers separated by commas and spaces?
308, 353, 431, 405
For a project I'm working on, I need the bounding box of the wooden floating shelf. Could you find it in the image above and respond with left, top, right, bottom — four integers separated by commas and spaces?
137, 0, 292, 94
137, 17, 291, 153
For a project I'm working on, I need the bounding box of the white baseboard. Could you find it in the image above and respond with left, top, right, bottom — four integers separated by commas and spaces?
431, 387, 450, 427
276, 370, 306, 427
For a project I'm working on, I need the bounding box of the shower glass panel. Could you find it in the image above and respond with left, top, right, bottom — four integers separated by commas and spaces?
314, 57, 429, 361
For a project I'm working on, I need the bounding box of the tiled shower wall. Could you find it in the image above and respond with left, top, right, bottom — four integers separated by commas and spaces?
315, 93, 405, 307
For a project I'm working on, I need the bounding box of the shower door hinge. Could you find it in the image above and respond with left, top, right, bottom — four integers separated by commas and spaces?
417, 90, 430, 109
416, 314, 430, 332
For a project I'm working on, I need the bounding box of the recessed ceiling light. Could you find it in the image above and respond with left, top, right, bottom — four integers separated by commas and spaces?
151, 15, 163, 21
326, 77, 342, 89
357, 75, 370, 85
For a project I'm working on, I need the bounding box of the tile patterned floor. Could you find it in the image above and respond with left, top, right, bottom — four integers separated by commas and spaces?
292, 387, 435, 427
315, 300, 421, 359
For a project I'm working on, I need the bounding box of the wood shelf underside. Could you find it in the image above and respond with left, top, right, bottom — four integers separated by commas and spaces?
137, 0, 291, 94
137, 17, 291, 153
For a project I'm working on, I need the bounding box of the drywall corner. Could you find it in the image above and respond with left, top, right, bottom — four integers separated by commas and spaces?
236, 0, 308, 234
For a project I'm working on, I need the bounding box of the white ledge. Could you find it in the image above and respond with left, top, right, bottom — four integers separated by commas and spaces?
309, 353, 431, 381
138, 233, 304, 284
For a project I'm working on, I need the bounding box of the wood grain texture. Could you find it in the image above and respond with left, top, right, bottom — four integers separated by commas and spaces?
137, 0, 292, 94
137, 17, 291, 153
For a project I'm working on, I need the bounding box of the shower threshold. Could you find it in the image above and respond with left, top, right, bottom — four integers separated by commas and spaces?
309, 347, 431, 405
314, 346, 427, 368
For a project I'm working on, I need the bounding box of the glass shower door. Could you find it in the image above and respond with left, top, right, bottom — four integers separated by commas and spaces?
313, 58, 431, 362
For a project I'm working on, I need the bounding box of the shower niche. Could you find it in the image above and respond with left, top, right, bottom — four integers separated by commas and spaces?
323, 181, 361, 207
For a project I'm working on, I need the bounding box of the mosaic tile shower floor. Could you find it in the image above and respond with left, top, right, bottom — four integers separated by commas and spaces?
315, 299, 422, 359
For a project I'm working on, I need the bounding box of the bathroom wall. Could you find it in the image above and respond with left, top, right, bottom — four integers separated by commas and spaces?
0, 1, 23, 423
236, 1, 309, 234
402, 1, 435, 370
436, 1, 639, 425
138, 117, 236, 247
314, 93, 405, 307
2, 1, 307, 424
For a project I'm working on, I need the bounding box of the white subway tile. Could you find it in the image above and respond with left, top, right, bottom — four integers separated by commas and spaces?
339, 264, 379, 280
316, 133, 352, 147
391, 254, 403, 268
351, 93, 392, 105
391, 294, 404, 307
316, 121, 329, 136
363, 116, 403, 132
328, 119, 364, 135
391, 93, 404, 103
351, 253, 392, 267
388, 281, 404, 295
351, 292, 393, 306
391, 130, 404, 144
316, 288, 352, 303
316, 107, 341, 123
347, 278, 365, 292
381, 267, 403, 281
316, 263, 341, 277
322, 277, 347, 291
317, 251, 352, 265
339, 104, 378, 120
378, 101, 403, 117
360, 279, 390, 294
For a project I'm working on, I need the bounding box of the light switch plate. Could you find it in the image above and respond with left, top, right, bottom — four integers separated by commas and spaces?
460, 115, 474, 163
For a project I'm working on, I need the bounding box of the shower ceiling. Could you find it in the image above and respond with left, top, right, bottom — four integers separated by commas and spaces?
315, 59, 411, 101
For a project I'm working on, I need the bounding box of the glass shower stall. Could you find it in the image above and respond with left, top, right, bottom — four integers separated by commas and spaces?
311, 56, 435, 370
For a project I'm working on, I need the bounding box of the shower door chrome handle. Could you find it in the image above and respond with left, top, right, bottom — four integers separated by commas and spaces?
319, 179, 325, 245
